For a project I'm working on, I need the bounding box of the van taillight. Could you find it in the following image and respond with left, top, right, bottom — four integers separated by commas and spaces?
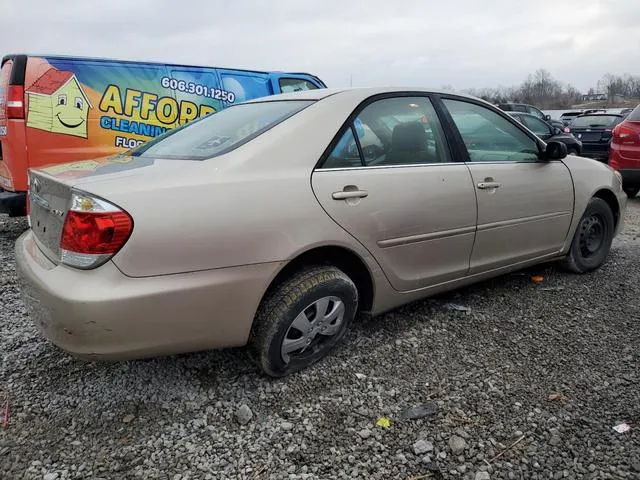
60, 192, 133, 269
6, 85, 25, 119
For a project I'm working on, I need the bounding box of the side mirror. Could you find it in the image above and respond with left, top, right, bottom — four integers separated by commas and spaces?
543, 140, 567, 161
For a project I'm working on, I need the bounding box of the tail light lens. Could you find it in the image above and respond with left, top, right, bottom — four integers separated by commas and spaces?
612, 124, 637, 141
60, 192, 133, 269
6, 85, 25, 119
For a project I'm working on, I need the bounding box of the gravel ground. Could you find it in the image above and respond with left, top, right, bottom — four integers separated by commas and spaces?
1, 199, 639, 480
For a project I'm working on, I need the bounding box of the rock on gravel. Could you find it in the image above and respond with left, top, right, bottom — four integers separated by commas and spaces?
234, 404, 253, 425
413, 439, 434, 455
1, 200, 640, 479
448, 435, 467, 455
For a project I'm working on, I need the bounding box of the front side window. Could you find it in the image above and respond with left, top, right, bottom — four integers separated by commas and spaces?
443, 99, 539, 162
522, 115, 552, 137
279, 78, 319, 93
128, 100, 313, 160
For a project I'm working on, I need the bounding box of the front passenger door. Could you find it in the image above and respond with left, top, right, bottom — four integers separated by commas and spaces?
441, 98, 574, 274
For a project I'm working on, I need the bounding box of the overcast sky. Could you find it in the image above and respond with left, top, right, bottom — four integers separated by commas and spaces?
2, 0, 639, 92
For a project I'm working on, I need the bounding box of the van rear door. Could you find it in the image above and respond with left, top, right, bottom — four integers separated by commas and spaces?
0, 55, 29, 195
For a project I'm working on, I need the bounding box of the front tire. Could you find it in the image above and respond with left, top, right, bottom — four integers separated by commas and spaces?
624, 186, 639, 198
249, 266, 358, 377
561, 197, 615, 273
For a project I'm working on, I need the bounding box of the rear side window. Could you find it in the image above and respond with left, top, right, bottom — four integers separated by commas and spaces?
626, 105, 640, 122
129, 100, 313, 160
319, 96, 451, 168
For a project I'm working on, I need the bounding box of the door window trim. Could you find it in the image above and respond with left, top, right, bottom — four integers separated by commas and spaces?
314, 92, 460, 171
433, 94, 552, 164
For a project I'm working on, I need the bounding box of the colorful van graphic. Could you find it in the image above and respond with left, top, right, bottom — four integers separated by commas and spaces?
0, 54, 325, 216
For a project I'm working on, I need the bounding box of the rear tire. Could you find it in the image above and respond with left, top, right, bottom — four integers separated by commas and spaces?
561, 197, 615, 273
624, 186, 639, 198
249, 266, 358, 377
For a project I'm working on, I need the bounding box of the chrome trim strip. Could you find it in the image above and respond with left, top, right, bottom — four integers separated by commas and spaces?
377, 225, 476, 248
317, 162, 462, 172
477, 212, 571, 232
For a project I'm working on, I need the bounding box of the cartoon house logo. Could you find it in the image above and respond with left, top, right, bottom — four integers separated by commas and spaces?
26, 69, 91, 138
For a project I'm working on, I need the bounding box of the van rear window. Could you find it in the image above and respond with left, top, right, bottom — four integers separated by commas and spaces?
129, 100, 314, 160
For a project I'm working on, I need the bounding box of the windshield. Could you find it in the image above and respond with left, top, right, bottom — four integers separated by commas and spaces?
128, 100, 314, 160
570, 115, 621, 128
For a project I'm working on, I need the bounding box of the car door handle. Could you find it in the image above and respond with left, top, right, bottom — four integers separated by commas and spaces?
477, 182, 502, 189
332, 190, 369, 200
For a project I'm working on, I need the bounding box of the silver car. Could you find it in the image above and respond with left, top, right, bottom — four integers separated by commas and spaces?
15, 87, 627, 376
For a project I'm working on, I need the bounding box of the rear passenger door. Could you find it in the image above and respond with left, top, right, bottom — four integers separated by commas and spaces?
311, 95, 477, 292
439, 97, 574, 274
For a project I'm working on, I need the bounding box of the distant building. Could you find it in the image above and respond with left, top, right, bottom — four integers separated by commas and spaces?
581, 93, 607, 102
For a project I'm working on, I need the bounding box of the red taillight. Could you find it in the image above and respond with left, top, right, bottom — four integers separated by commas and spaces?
564, 127, 570, 134
59, 192, 133, 269
61, 210, 133, 255
6, 85, 24, 119
612, 124, 637, 141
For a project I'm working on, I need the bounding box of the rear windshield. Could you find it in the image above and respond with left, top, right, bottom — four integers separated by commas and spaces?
570, 115, 621, 128
626, 104, 640, 122
129, 100, 314, 160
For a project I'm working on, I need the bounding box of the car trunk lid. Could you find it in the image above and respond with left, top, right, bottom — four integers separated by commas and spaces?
27, 170, 74, 263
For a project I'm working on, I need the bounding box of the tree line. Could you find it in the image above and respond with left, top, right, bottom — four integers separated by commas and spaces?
460, 69, 640, 109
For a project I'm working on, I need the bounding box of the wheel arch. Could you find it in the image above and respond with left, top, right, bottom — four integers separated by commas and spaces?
592, 188, 621, 229
259, 245, 375, 315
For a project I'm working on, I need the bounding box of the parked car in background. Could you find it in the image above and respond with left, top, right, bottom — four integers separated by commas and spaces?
569, 113, 625, 162
560, 111, 584, 126
583, 109, 607, 115
15, 87, 627, 377
497, 102, 551, 120
0, 54, 326, 217
508, 112, 582, 155
609, 104, 640, 198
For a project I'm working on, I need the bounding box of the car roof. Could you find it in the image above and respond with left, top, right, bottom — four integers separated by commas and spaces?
243, 86, 485, 104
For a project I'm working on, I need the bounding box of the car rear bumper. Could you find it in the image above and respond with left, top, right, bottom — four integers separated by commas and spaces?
581, 144, 610, 161
618, 169, 640, 187
15, 230, 281, 360
0, 189, 26, 216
